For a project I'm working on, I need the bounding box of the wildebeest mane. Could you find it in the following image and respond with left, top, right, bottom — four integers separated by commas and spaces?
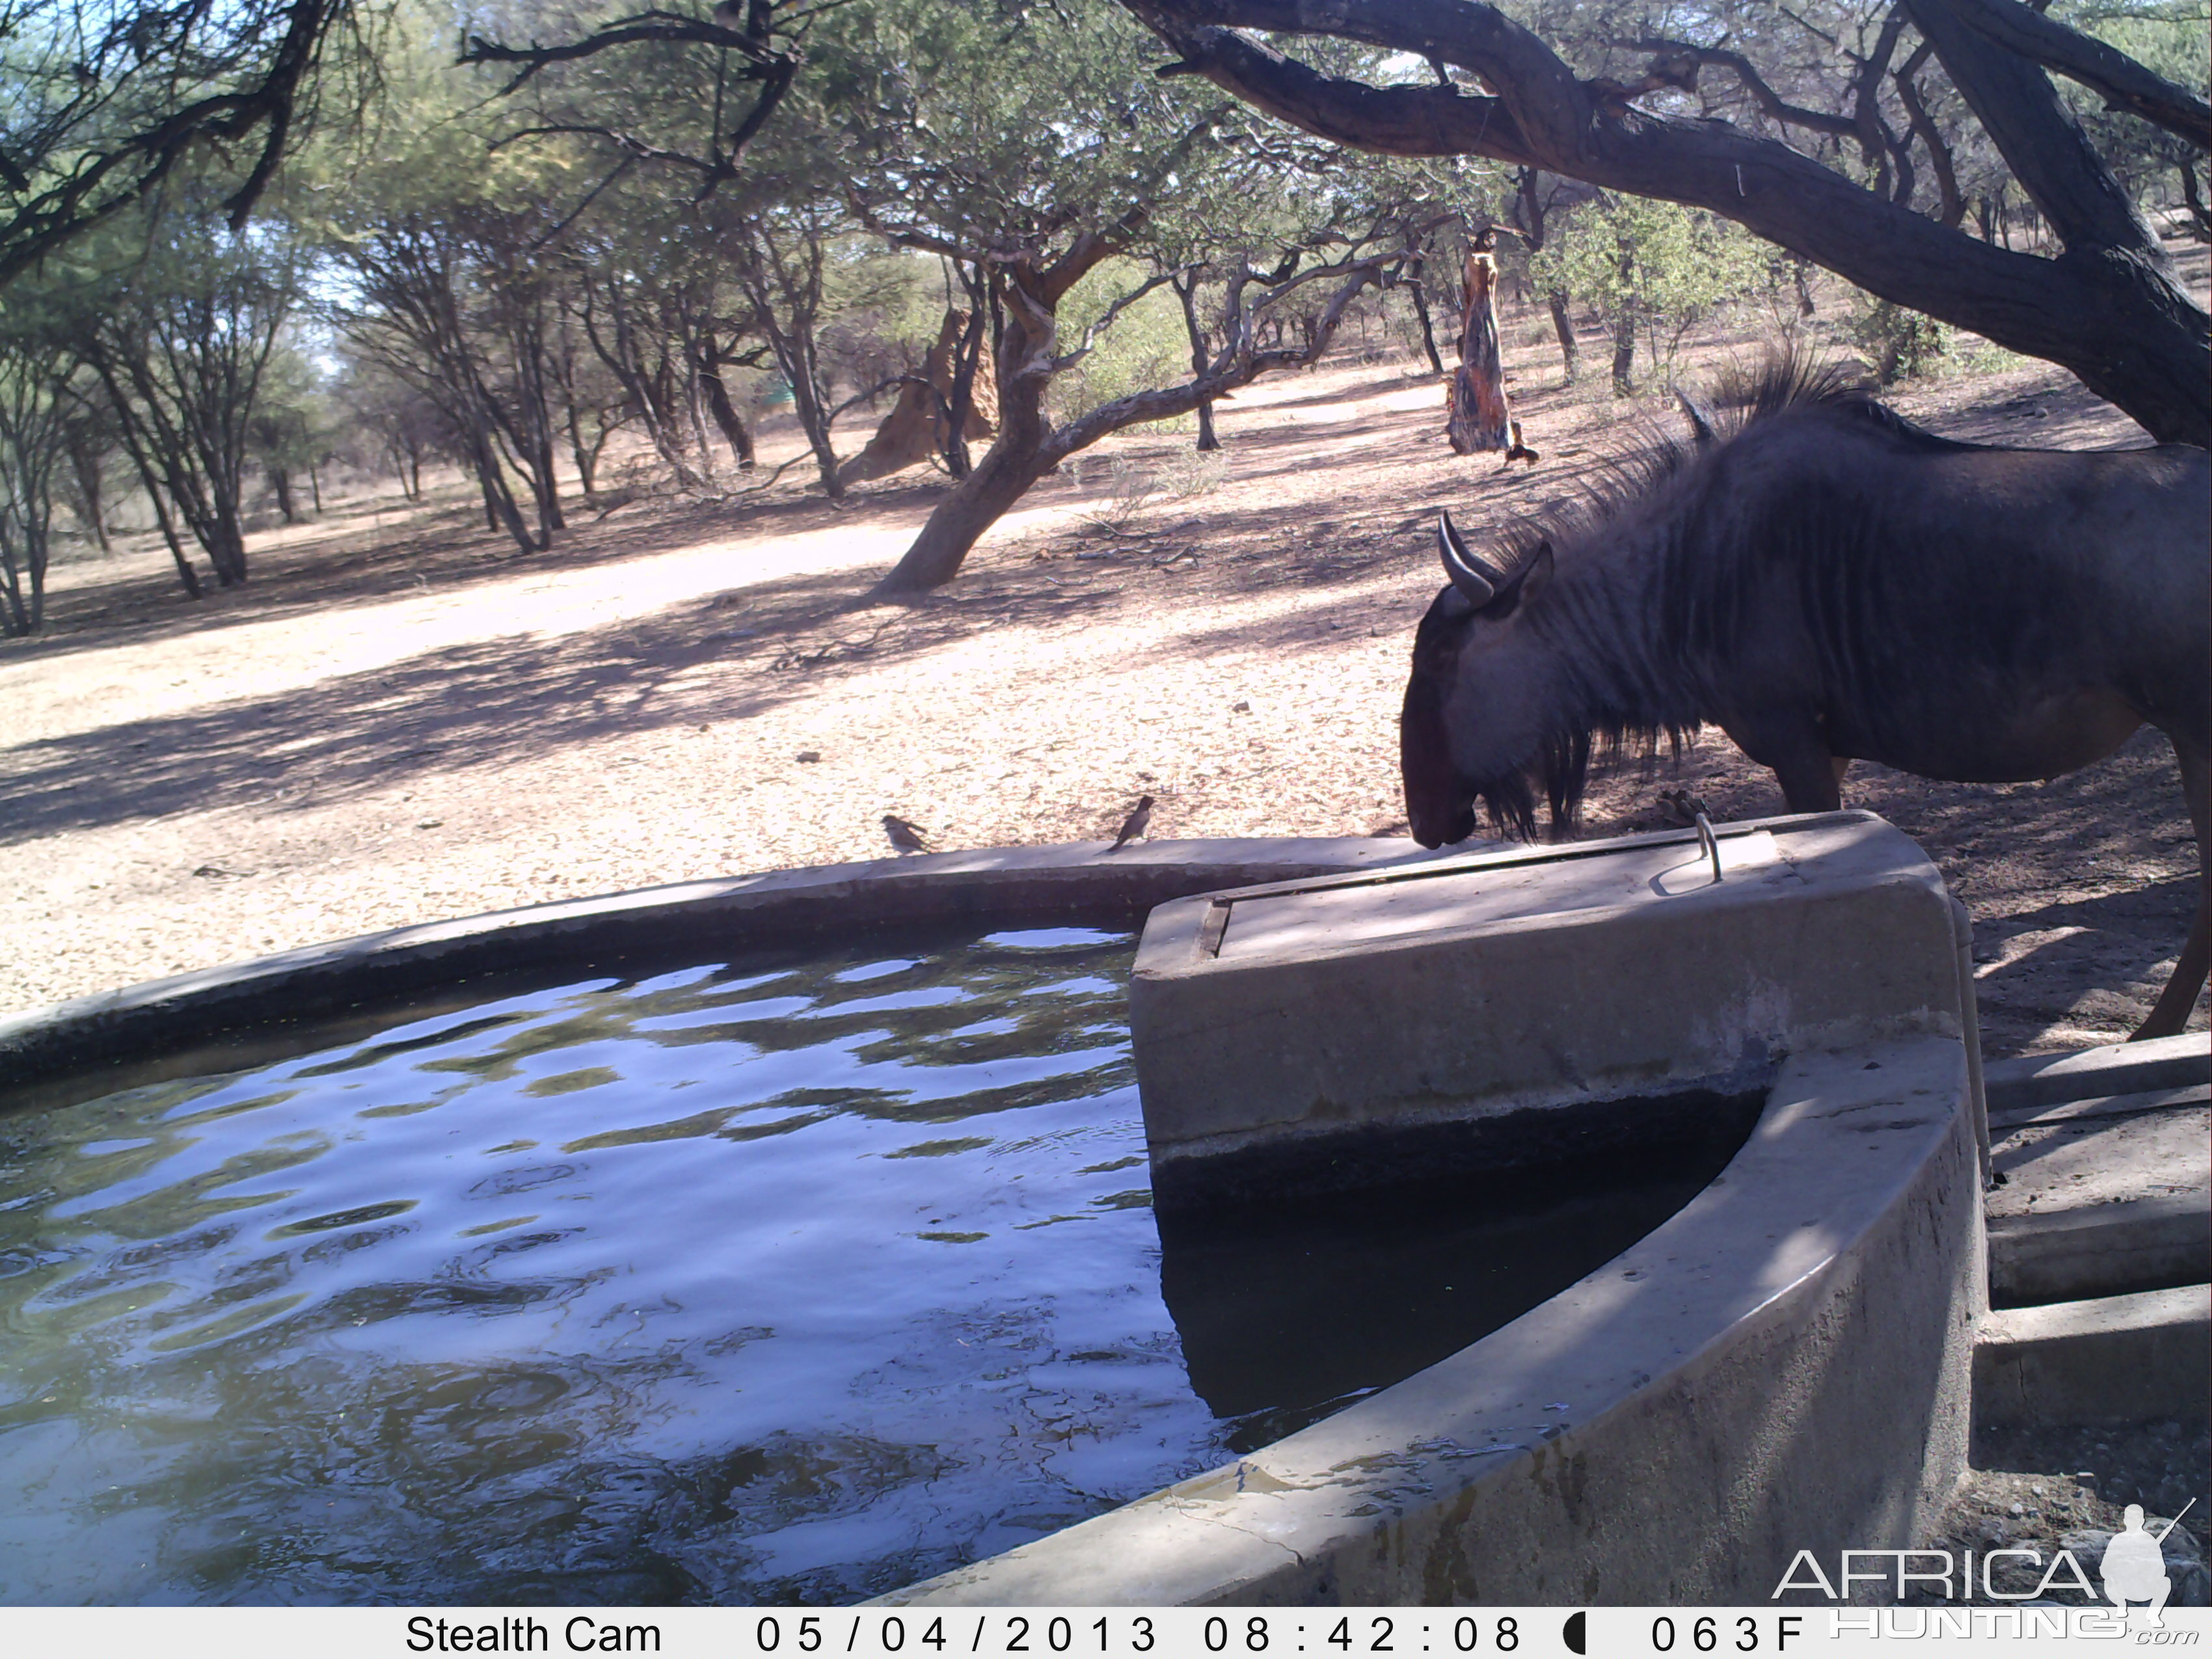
1481, 351, 1968, 839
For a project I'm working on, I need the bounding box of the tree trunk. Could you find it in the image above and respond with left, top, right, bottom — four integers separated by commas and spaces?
777, 332, 844, 500
1409, 276, 1446, 375
271, 465, 297, 524
1172, 272, 1222, 452
63, 427, 111, 552
149, 493, 202, 600
567, 405, 599, 497
1546, 289, 1578, 381
940, 295, 993, 479
1611, 308, 1638, 396
875, 270, 1070, 593
876, 438, 1049, 596
465, 408, 537, 553
698, 347, 757, 469
876, 296, 1049, 593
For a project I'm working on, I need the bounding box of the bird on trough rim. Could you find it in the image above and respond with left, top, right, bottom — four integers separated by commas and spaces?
1654, 788, 1711, 828
1107, 794, 1155, 853
882, 814, 930, 855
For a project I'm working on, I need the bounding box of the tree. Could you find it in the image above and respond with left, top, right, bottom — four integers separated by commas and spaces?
0, 0, 367, 284
826, 0, 1427, 594
1528, 195, 1767, 394
76, 204, 303, 590
1113, 0, 2212, 446
338, 209, 544, 552
0, 323, 74, 632
248, 338, 329, 520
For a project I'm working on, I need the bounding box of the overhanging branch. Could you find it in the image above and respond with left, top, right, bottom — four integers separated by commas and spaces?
1114, 0, 2211, 445
1945, 0, 2210, 151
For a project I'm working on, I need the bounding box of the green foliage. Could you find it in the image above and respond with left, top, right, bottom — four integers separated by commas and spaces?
1528, 195, 1770, 388
2053, 0, 2211, 219
1049, 260, 1192, 425
1848, 295, 1954, 386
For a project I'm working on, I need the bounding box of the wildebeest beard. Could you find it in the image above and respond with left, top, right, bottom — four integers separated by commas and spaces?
1478, 727, 1596, 843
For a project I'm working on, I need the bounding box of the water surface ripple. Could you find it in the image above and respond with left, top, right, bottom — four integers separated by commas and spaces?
0, 924, 1735, 1605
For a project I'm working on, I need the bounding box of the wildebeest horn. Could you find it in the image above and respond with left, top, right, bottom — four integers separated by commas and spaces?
1676, 390, 1718, 447
1437, 510, 1508, 605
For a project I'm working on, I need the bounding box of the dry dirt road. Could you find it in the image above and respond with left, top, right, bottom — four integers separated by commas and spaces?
2, 334, 2204, 1059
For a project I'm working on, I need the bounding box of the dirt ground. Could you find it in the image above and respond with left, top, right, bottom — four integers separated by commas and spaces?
3, 312, 2203, 1057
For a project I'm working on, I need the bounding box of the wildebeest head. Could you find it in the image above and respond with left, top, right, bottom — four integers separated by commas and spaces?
1399, 510, 1564, 847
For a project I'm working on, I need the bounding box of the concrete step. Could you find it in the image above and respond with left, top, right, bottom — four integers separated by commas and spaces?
1989, 1191, 2211, 1308
1983, 1052, 2209, 1309
1973, 1283, 2211, 1431
1982, 1033, 2209, 1114
1987, 1082, 2208, 1133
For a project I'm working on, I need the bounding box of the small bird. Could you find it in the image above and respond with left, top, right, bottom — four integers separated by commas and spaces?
882, 814, 930, 855
1107, 794, 1155, 853
1654, 788, 1711, 828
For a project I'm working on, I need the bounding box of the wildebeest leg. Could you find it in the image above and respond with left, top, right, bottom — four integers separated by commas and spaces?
2131, 737, 2209, 1041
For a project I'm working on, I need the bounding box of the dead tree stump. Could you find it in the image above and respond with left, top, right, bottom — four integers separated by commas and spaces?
1446, 243, 1539, 467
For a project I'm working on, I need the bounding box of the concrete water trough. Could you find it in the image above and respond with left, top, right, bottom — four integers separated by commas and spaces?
888, 811, 1989, 1604
0, 818, 2014, 1604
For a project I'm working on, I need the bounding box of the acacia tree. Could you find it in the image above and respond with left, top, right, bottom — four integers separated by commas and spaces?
731, 198, 850, 499
0, 0, 368, 284
1113, 0, 2211, 446
832, 0, 1429, 594
339, 209, 542, 552
0, 323, 75, 632
75, 204, 303, 589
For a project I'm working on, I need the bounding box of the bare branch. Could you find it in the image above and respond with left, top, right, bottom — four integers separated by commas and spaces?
1612, 36, 1857, 138
459, 10, 783, 89
1048, 264, 1190, 375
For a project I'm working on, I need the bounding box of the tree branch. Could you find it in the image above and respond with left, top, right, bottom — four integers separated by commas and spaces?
1613, 36, 1857, 139
460, 11, 783, 89
1902, 0, 2166, 260
1944, 0, 2210, 151
1114, 0, 2210, 444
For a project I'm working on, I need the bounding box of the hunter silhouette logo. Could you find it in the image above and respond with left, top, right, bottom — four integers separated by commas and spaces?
2101, 1501, 2194, 1627
1771, 1496, 2198, 1605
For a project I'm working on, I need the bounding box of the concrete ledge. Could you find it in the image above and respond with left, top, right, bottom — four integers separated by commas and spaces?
1989, 1193, 2212, 1308
1974, 1284, 2212, 1431
1983, 1035, 2210, 1114
1130, 813, 1975, 1214
881, 1036, 1981, 1606
0, 837, 1442, 1116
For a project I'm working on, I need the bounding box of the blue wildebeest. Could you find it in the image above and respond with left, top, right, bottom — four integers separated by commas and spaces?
1400, 357, 2209, 1040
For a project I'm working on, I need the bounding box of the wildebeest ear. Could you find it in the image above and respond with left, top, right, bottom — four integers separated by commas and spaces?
1479, 539, 1553, 618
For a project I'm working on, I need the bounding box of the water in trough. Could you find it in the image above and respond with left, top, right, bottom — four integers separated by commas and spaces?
0, 924, 1746, 1604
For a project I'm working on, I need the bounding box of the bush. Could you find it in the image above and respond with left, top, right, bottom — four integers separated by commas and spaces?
1849, 296, 1951, 386
1528, 196, 1775, 390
